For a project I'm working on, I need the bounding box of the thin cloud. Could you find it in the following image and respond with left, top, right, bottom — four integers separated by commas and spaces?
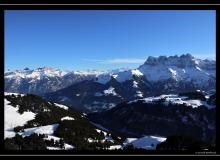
83, 58, 146, 64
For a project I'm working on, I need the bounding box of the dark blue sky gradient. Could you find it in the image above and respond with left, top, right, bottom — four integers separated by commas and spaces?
5, 10, 216, 71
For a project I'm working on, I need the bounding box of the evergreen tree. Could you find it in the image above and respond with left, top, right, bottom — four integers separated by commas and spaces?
59, 139, 65, 149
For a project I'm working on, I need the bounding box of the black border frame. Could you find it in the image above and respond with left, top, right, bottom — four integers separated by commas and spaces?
0, 4, 219, 156
0, 0, 219, 4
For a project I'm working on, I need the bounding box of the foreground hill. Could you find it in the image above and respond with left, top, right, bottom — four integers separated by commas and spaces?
4, 93, 123, 150
4, 92, 215, 152
88, 90, 216, 144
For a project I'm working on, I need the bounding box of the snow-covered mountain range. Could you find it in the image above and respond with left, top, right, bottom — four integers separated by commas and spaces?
95, 54, 215, 84
5, 54, 215, 94
44, 54, 215, 112
5, 54, 216, 112
5, 67, 106, 95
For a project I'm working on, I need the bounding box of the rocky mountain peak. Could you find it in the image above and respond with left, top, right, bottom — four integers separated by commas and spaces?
23, 67, 30, 71
180, 53, 194, 59
144, 53, 197, 68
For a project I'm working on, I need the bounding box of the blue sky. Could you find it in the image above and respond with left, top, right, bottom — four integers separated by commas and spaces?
5, 10, 216, 71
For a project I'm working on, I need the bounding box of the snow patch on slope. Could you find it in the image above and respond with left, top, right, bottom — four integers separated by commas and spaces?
54, 103, 69, 110
19, 124, 59, 137
168, 68, 177, 80
135, 91, 143, 97
123, 136, 166, 150
4, 99, 36, 139
5, 92, 25, 97
108, 145, 122, 150
114, 69, 143, 83
44, 135, 75, 150
61, 116, 75, 121
132, 81, 139, 88
104, 87, 117, 96
131, 69, 143, 77
128, 94, 215, 109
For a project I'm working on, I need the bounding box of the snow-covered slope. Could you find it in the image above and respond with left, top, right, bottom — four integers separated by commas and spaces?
19, 124, 59, 138
111, 69, 143, 83
123, 136, 166, 150
128, 92, 216, 110
4, 97, 36, 139
4, 92, 124, 150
